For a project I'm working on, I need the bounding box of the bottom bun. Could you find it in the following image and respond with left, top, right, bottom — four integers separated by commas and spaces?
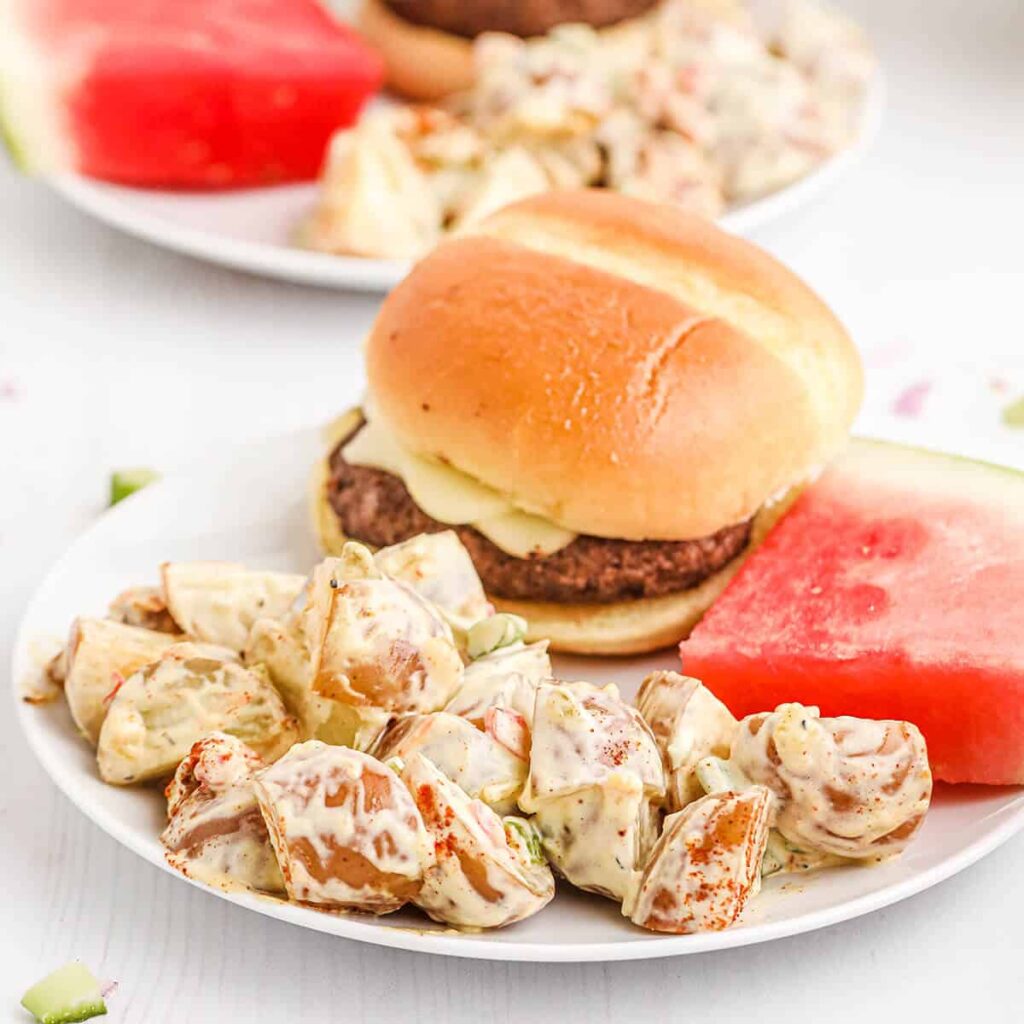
356, 0, 475, 102
490, 496, 794, 655
309, 412, 800, 655
491, 562, 744, 656
309, 413, 356, 556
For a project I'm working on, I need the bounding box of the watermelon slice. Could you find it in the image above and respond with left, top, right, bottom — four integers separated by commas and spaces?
681, 439, 1024, 786
0, 0, 383, 188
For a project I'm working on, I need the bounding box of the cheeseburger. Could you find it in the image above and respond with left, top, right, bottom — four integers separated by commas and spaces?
357, 0, 659, 101
312, 190, 862, 654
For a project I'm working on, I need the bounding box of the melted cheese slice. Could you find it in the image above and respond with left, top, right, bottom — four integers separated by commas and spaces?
342, 416, 577, 558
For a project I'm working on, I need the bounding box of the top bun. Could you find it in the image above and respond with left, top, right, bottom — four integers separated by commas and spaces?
365, 190, 863, 541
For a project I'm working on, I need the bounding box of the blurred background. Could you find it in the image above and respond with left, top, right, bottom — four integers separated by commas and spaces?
2, 2, 1020, 563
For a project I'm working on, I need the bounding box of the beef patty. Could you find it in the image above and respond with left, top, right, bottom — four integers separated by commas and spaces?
384, 0, 658, 39
327, 426, 752, 604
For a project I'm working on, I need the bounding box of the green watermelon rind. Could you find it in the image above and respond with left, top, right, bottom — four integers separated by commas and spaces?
846, 436, 1024, 502
0, 80, 30, 171
0, 4, 60, 175
0, 2, 29, 170
855, 436, 1024, 478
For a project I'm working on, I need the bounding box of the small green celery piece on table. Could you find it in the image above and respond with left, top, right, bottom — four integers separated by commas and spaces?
20, 961, 107, 1023
110, 468, 160, 506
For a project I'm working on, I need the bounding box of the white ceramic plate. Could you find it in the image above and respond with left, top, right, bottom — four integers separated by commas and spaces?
46, 75, 883, 292
14, 426, 1023, 963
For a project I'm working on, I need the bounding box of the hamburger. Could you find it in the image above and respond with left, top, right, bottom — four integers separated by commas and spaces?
311, 189, 863, 654
357, 0, 659, 101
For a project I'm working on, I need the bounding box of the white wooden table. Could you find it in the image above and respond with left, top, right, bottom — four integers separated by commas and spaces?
2, 0, 1023, 1019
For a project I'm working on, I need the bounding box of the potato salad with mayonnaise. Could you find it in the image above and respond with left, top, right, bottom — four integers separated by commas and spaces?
35, 530, 932, 935
301, 0, 874, 259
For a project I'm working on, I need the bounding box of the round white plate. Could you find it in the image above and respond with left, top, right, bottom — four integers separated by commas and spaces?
15, 426, 1022, 963
46, 75, 883, 292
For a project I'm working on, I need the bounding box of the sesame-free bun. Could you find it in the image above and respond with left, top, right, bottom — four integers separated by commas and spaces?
365, 189, 863, 544
356, 0, 474, 102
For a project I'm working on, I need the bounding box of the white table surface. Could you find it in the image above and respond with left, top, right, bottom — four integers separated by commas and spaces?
2, 0, 1023, 1019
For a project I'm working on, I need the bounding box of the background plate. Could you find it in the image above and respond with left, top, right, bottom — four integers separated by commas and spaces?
46, 75, 884, 292
14, 427, 1023, 962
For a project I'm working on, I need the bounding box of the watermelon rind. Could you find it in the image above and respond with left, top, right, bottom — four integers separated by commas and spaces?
0, 1, 73, 173
856, 435, 1024, 478
0, 85, 28, 170
844, 436, 1024, 510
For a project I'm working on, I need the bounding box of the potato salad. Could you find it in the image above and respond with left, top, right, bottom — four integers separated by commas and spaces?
36, 530, 931, 935
300, 0, 874, 259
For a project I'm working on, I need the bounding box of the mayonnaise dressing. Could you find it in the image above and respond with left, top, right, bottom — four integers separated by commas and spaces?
444, 641, 552, 727
531, 777, 663, 902
298, 110, 446, 260
373, 531, 491, 633
636, 671, 738, 812
375, 712, 528, 815
731, 703, 933, 860
162, 732, 284, 895
401, 752, 554, 929
520, 682, 665, 802
244, 616, 321, 734
624, 787, 771, 933
97, 643, 298, 785
303, 547, 464, 713
245, 607, 396, 752
64, 617, 179, 745
107, 586, 179, 634
519, 681, 665, 901
252, 742, 434, 912
161, 562, 307, 653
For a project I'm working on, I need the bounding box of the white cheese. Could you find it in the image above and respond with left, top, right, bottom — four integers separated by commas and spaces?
342, 414, 578, 558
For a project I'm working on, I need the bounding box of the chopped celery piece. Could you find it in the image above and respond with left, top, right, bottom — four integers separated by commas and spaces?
467, 613, 527, 660
20, 962, 107, 1024
110, 468, 160, 506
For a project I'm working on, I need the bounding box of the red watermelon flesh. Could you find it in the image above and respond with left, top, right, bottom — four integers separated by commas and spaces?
1, 0, 383, 188
681, 439, 1024, 785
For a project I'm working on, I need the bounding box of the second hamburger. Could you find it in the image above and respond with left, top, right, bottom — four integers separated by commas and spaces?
311, 189, 862, 654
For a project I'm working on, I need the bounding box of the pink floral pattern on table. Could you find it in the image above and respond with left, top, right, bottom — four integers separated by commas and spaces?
858, 340, 1023, 470
892, 380, 932, 418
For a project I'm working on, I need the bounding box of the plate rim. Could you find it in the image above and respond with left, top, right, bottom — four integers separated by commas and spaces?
14, 423, 1024, 963
45, 72, 885, 293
